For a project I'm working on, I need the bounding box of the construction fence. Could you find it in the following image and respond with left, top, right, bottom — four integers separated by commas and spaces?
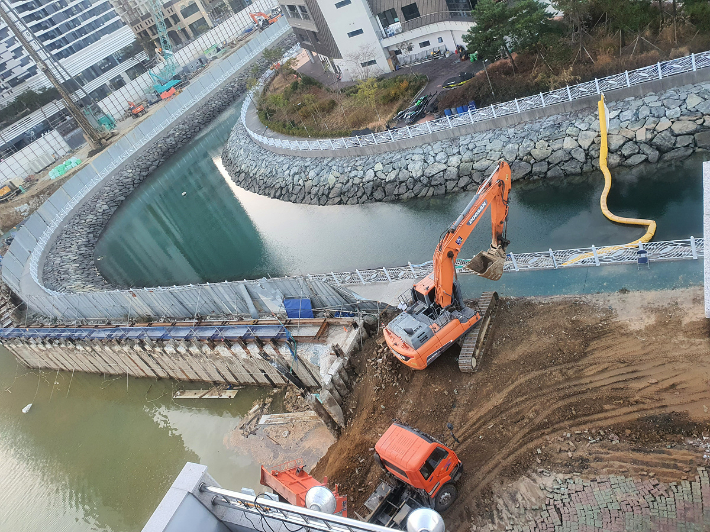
0, 0, 278, 184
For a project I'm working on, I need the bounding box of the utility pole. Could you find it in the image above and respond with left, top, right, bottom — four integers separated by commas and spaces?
0, 1, 104, 150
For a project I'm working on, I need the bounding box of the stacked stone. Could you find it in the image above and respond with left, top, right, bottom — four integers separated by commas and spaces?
508, 470, 710, 532
41, 34, 298, 293
223, 81, 710, 206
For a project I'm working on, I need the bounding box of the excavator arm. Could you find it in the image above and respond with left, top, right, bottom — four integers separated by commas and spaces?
432, 161, 511, 308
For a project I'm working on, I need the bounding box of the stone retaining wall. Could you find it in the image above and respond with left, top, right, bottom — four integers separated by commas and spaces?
41, 34, 298, 293
222, 82, 710, 206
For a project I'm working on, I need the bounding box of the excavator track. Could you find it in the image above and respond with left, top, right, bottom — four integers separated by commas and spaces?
458, 291, 499, 373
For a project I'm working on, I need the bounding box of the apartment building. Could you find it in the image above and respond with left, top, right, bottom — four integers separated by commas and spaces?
0, 0, 146, 150
110, 0, 221, 45
280, 0, 473, 80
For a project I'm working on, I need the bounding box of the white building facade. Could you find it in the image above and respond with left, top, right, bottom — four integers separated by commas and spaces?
280, 0, 473, 80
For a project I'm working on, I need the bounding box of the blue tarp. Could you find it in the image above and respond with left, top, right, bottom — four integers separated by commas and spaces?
283, 298, 314, 319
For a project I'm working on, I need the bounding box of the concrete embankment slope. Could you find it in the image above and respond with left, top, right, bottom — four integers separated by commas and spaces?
222, 73, 710, 206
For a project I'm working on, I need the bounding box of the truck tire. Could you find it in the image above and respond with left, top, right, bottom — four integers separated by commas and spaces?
434, 483, 457, 512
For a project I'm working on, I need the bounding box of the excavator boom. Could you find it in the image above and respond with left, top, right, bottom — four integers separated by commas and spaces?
383, 161, 511, 371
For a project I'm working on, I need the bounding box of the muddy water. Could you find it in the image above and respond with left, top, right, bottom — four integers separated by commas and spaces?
0, 344, 272, 532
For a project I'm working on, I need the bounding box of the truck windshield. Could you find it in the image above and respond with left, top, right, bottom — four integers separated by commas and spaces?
419, 446, 448, 480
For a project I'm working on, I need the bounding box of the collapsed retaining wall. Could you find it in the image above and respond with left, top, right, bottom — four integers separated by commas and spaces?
41, 34, 298, 293
222, 81, 710, 205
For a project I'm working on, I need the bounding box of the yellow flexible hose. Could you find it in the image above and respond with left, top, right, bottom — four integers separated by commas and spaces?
562, 94, 656, 265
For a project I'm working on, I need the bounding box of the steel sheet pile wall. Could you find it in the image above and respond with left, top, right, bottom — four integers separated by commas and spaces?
4, 330, 323, 388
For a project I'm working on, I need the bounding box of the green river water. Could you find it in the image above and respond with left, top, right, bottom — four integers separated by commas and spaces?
1, 100, 708, 531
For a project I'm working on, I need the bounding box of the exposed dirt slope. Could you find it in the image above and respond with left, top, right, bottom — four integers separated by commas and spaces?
311, 288, 710, 531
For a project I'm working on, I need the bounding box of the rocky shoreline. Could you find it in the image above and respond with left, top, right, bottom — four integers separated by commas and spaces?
41, 34, 298, 293
222, 81, 710, 205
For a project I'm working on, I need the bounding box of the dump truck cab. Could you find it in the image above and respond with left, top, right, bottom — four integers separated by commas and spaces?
374, 423, 462, 512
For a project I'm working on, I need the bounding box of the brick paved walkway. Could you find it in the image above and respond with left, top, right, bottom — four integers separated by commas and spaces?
509, 469, 710, 531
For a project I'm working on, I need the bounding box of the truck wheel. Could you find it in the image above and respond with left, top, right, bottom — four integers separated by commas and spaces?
434, 483, 457, 512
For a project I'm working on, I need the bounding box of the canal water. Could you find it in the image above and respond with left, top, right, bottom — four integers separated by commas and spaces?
2, 100, 708, 532
95, 102, 708, 294
0, 344, 273, 532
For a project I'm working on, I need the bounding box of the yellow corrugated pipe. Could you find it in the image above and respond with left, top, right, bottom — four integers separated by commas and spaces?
562, 94, 656, 265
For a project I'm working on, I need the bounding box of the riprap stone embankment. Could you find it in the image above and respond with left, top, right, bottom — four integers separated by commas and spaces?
41, 34, 298, 293
222, 82, 710, 205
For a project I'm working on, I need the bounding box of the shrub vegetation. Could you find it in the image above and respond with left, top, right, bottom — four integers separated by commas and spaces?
440, 0, 710, 111
256, 66, 426, 138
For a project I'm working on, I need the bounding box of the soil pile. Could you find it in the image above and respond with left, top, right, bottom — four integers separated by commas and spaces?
312, 288, 710, 531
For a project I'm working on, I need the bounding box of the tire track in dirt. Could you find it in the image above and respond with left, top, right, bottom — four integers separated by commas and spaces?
313, 290, 710, 531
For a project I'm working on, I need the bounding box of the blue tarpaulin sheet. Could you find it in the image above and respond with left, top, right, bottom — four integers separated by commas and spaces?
283, 298, 314, 319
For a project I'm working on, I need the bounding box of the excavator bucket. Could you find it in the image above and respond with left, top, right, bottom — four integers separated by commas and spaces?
465, 245, 507, 281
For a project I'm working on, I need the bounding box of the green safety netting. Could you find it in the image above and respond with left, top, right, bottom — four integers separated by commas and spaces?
48, 157, 82, 179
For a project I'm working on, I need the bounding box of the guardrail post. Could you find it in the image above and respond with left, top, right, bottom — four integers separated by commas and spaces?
356, 136, 362, 147
591, 245, 600, 266
509, 252, 519, 271
491, 105, 496, 118
514, 98, 520, 113
329, 139, 334, 149
692, 53, 697, 71
691, 236, 698, 259
389, 129, 395, 141
372, 133, 378, 145
426, 121, 432, 133
408, 262, 416, 275
657, 62, 662, 79
566, 86, 572, 100
383, 267, 392, 282
356, 269, 365, 284
468, 107, 474, 123
549, 249, 558, 269
624, 70, 630, 87
540, 92, 546, 107
406, 126, 412, 138
445, 114, 452, 127
330, 272, 340, 286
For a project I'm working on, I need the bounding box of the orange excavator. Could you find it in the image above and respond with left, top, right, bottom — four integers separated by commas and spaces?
384, 161, 512, 372
250, 10, 281, 30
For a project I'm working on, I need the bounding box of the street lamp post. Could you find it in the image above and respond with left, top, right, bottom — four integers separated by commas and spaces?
483, 59, 494, 97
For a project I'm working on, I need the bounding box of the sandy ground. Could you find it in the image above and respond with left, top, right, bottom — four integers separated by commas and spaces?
311, 287, 710, 531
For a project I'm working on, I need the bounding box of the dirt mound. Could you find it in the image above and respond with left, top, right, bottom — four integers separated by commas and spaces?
312, 288, 710, 531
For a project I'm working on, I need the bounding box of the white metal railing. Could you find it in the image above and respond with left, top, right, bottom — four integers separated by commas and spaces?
305, 238, 704, 286
27, 22, 291, 299
199, 484, 395, 532
242, 50, 710, 152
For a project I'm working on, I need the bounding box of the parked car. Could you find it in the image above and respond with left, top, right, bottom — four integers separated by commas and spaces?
442, 71, 474, 90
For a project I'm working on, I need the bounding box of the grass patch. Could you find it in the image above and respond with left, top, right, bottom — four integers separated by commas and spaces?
257, 70, 427, 138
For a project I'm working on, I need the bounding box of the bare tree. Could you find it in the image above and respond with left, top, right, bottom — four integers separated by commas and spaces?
343, 44, 382, 80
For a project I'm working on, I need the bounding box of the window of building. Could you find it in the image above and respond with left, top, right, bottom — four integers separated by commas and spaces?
360, 59, 377, 67
377, 8, 398, 27
335, 0, 351, 7
311, 31, 320, 42
419, 40, 430, 48
445, 0, 473, 12
401, 3, 420, 20
347, 29, 363, 37
189, 17, 209, 36
298, 5, 310, 19
287, 4, 299, 18
172, 14, 180, 23
180, 1, 201, 18
438, 36, 443, 42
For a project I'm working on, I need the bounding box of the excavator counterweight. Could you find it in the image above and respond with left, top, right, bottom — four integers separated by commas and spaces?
384, 161, 511, 371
